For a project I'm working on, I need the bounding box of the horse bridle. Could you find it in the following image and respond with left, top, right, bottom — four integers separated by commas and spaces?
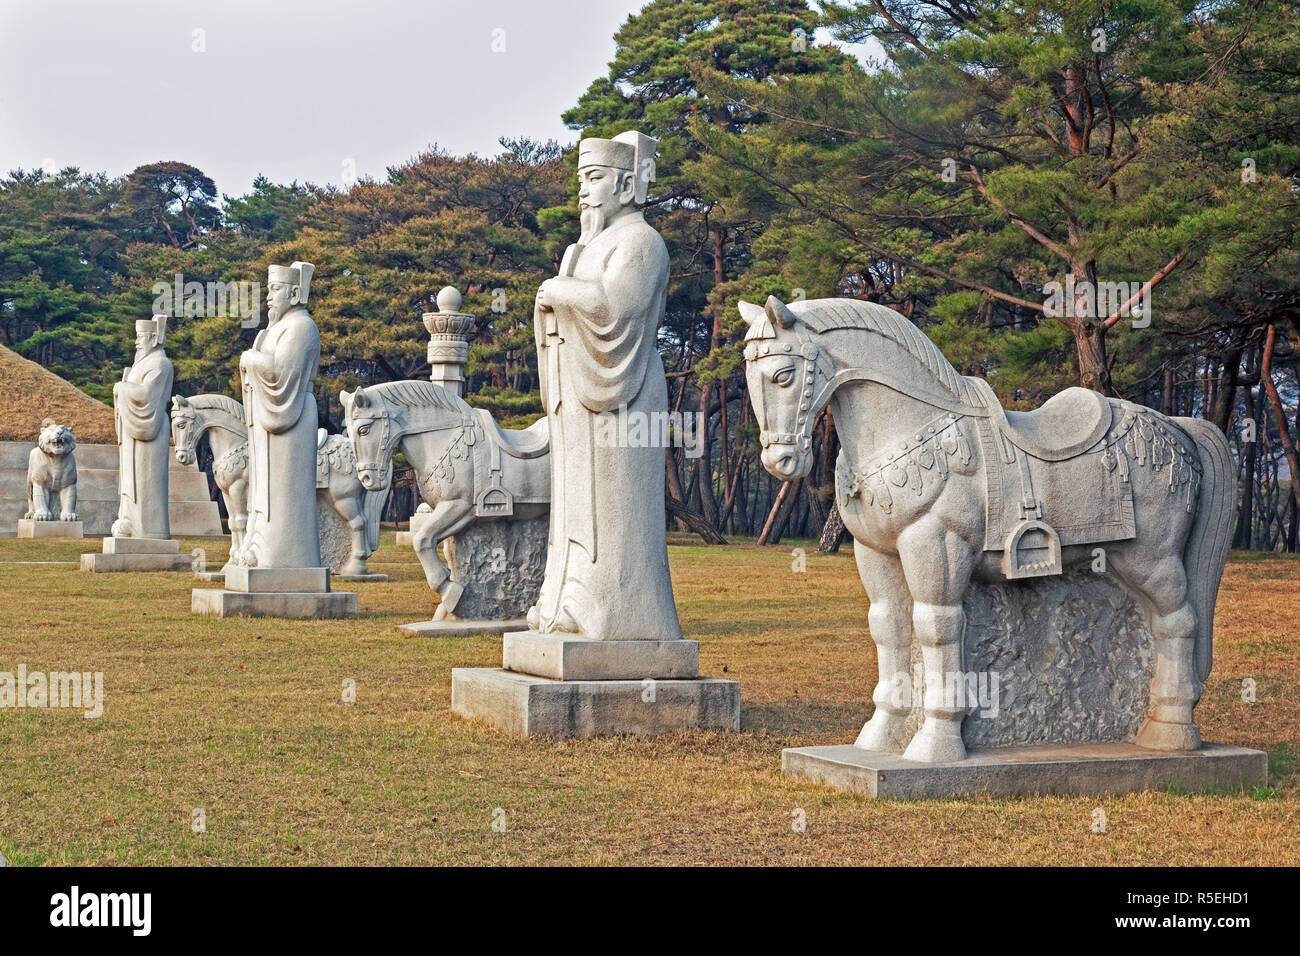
353, 410, 396, 485
745, 335, 835, 455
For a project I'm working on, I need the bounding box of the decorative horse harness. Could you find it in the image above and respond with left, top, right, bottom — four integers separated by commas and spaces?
749, 334, 1200, 581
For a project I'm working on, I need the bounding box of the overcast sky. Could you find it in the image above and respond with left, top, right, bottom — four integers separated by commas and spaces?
0, 0, 878, 198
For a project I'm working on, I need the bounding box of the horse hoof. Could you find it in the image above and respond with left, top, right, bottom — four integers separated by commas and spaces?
526, 606, 539, 629
854, 711, 908, 753
439, 580, 464, 614
341, 560, 368, 577
1136, 718, 1201, 752
902, 723, 966, 763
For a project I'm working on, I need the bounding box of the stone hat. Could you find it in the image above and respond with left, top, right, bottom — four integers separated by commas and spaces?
136, 314, 167, 345
578, 130, 657, 203
267, 261, 315, 304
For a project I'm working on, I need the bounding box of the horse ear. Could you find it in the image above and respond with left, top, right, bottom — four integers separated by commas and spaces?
737, 300, 765, 328
765, 295, 798, 330
352, 387, 370, 409
339, 389, 353, 411
172, 394, 188, 409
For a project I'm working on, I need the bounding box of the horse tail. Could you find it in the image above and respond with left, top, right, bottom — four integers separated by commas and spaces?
363, 487, 386, 552
1176, 417, 1235, 684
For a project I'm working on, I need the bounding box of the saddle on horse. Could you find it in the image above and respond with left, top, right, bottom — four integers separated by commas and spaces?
971, 381, 1135, 579
470, 410, 549, 517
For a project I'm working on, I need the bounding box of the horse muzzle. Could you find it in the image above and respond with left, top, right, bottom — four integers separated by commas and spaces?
175, 448, 192, 466
761, 444, 811, 479
357, 465, 388, 492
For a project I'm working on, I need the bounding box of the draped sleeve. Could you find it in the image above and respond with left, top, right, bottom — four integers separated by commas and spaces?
553, 223, 669, 414
243, 314, 321, 435
117, 353, 174, 442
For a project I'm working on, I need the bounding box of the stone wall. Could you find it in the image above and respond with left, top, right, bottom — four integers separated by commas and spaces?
0, 440, 223, 537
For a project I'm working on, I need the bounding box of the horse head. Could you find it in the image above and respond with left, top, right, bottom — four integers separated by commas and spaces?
739, 295, 834, 480
340, 385, 395, 491
170, 394, 199, 465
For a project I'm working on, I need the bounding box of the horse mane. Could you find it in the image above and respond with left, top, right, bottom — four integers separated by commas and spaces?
186, 394, 245, 421
795, 298, 984, 407
365, 379, 472, 416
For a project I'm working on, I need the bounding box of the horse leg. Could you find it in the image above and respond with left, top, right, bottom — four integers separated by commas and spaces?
227, 478, 249, 564
413, 499, 476, 619
1111, 551, 1202, 751
330, 482, 371, 577
853, 540, 914, 753
898, 517, 977, 763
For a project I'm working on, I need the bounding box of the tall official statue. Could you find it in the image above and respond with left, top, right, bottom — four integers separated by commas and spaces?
112, 314, 174, 539
527, 130, 681, 641
234, 261, 322, 569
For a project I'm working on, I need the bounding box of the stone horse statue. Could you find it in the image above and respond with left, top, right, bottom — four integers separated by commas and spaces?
339, 380, 549, 619
740, 295, 1235, 763
170, 394, 384, 576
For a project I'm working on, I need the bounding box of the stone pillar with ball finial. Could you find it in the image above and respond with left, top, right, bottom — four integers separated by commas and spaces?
424, 286, 476, 397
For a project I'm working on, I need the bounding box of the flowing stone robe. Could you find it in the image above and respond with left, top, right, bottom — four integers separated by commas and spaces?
238, 306, 322, 568
114, 347, 174, 538
532, 212, 682, 641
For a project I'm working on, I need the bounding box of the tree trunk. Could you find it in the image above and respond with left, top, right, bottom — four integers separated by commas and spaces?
665, 491, 726, 545
1073, 320, 1112, 395
1261, 325, 1300, 516
663, 447, 689, 533
818, 500, 849, 553
1211, 344, 1245, 434
1233, 388, 1261, 549
758, 478, 802, 546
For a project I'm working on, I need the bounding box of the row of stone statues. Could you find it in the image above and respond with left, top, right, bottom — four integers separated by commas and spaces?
17, 128, 1259, 799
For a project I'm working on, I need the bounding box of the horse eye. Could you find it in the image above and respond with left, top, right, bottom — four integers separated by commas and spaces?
358, 424, 370, 436
773, 367, 795, 386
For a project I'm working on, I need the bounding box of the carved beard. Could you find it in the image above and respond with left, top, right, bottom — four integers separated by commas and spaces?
578, 202, 607, 244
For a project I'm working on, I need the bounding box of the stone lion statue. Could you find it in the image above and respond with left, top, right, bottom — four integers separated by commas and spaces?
25, 419, 79, 521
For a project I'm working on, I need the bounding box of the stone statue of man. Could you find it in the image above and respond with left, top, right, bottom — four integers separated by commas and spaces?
112, 314, 174, 538
233, 261, 323, 569
526, 131, 682, 641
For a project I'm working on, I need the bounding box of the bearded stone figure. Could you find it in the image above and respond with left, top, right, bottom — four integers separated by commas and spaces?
526, 130, 681, 641
233, 261, 322, 569
111, 315, 174, 539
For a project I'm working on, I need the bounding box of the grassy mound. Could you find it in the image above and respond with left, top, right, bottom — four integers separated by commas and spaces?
0, 343, 115, 443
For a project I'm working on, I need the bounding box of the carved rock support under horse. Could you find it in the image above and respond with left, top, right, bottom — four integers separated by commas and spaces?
740, 295, 1234, 763
339, 380, 549, 620
171, 394, 383, 576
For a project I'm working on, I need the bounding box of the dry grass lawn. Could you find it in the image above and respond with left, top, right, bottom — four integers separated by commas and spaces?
0, 532, 1296, 865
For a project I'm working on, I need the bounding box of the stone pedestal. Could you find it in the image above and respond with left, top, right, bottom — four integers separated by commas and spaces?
400, 618, 529, 638
781, 742, 1268, 800
452, 630, 740, 738
400, 516, 546, 637
17, 519, 83, 538
80, 536, 191, 572
192, 565, 357, 619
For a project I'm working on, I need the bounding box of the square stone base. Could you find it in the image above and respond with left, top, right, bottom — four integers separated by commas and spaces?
81, 536, 189, 572
781, 742, 1269, 800
194, 570, 226, 582
192, 587, 357, 619
399, 618, 528, 638
81, 552, 192, 572
503, 631, 699, 680
451, 667, 741, 738
395, 531, 414, 547
225, 565, 330, 593
17, 519, 83, 538
101, 536, 180, 555
333, 572, 389, 583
